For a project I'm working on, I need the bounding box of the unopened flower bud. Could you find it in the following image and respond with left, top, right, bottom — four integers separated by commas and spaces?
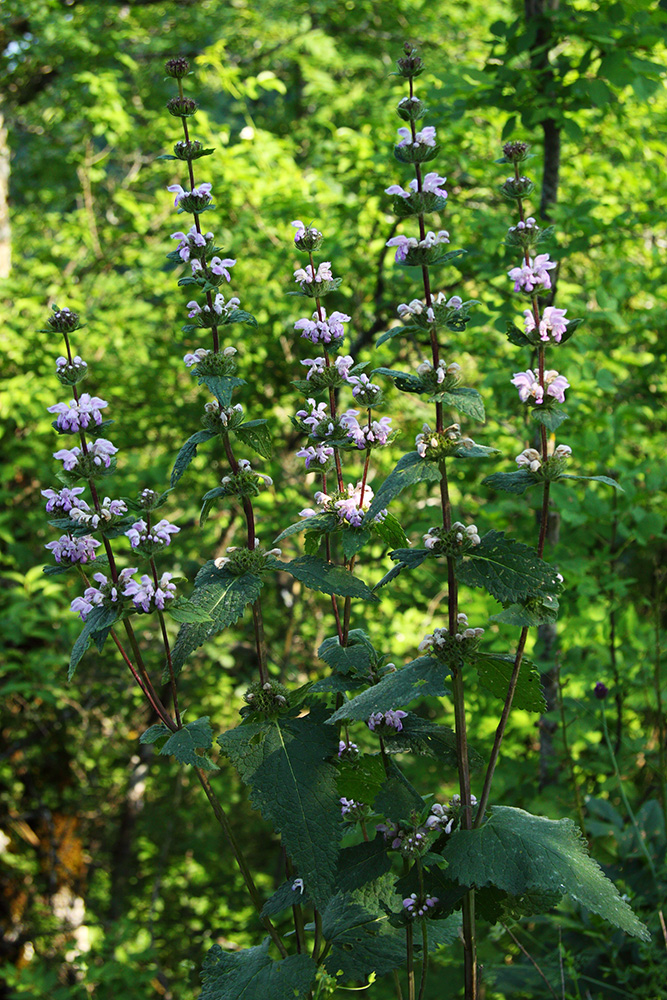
397, 43, 424, 78
48, 306, 79, 333
167, 96, 198, 118
594, 682, 609, 700
165, 57, 191, 79
502, 140, 529, 163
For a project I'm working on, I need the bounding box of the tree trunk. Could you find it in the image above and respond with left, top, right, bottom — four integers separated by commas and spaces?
0, 106, 11, 278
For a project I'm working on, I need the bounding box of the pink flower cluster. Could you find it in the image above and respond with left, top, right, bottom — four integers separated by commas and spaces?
294, 307, 349, 344
45, 535, 101, 564
511, 368, 570, 405
70, 568, 176, 620
53, 438, 118, 471
523, 305, 569, 343
508, 253, 557, 293
167, 181, 212, 207
299, 482, 386, 528
171, 224, 212, 261
42, 486, 87, 514
187, 292, 240, 319
70, 496, 127, 529
385, 171, 447, 200
386, 229, 449, 263
191, 256, 235, 281
340, 410, 392, 449
296, 444, 335, 469
368, 709, 408, 732
125, 518, 180, 549
396, 125, 437, 148
48, 393, 108, 433
293, 262, 334, 285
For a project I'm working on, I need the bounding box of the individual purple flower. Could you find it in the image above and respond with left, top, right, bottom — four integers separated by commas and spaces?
209, 256, 236, 281
340, 797, 364, 819
300, 357, 326, 380
294, 307, 350, 344
341, 410, 392, 449
511, 368, 570, 405
367, 709, 408, 733
45, 535, 101, 564
48, 393, 108, 433
183, 348, 211, 367
42, 486, 88, 514
594, 681, 609, 700
296, 444, 335, 469
523, 305, 570, 343
338, 740, 359, 758
122, 572, 177, 613
515, 447, 542, 472
508, 253, 557, 293
296, 398, 331, 433
70, 568, 136, 620
293, 261, 334, 285
403, 893, 439, 918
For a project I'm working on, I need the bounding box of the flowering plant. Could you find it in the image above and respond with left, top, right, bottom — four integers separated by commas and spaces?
37, 46, 646, 1000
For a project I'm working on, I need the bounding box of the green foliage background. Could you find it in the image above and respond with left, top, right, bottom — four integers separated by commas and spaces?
1, 1, 665, 997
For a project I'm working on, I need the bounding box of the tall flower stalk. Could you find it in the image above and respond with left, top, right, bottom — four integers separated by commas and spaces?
37, 46, 646, 1000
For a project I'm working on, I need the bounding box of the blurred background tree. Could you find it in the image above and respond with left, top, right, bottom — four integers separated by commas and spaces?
1, 1, 665, 997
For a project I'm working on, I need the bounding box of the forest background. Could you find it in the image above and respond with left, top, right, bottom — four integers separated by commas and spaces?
1, 0, 666, 998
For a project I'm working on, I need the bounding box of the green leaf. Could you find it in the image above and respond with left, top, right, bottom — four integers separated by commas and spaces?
233, 419, 272, 460
171, 429, 216, 487
226, 308, 257, 327
328, 657, 449, 723
372, 366, 423, 393
363, 452, 442, 523
530, 407, 569, 432
483, 470, 540, 495
199, 940, 316, 1000
506, 321, 533, 347
69, 604, 121, 680
457, 530, 560, 604
375, 547, 430, 589
196, 373, 246, 407
166, 597, 214, 624
490, 595, 559, 627
273, 512, 337, 543
159, 717, 218, 771
171, 568, 263, 675
450, 441, 500, 459
218, 711, 341, 905
318, 630, 376, 676
139, 722, 169, 746
261, 878, 311, 919
429, 387, 485, 422
442, 806, 650, 940
383, 713, 461, 767
335, 835, 392, 893
322, 877, 405, 980
199, 487, 226, 526
374, 759, 425, 820
337, 756, 386, 805
341, 527, 371, 559
372, 513, 408, 550
281, 555, 378, 602
474, 653, 546, 713
558, 474, 624, 491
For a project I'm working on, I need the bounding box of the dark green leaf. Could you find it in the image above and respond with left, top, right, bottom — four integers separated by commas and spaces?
474, 653, 546, 712
337, 756, 386, 805
159, 717, 218, 771
196, 373, 246, 407
318, 630, 376, 676
363, 452, 441, 523
328, 657, 449, 723
335, 835, 392, 893
483, 470, 540, 494
166, 597, 214, 624
322, 877, 405, 980
506, 321, 533, 347
199, 487, 226, 526
218, 711, 341, 905
450, 441, 500, 459
489, 595, 559, 627
383, 713, 461, 767
69, 604, 121, 680
375, 547, 431, 589
171, 429, 216, 487
171, 569, 263, 675
457, 530, 561, 604
372, 513, 409, 550
374, 759, 425, 820
442, 806, 650, 940
530, 407, 569, 432
372, 366, 423, 393
226, 308, 257, 327
233, 419, 272, 460
260, 878, 311, 919
429, 387, 485, 422
341, 527, 371, 559
281, 555, 378, 602
273, 512, 337, 543
199, 940, 316, 1000
558, 474, 624, 491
